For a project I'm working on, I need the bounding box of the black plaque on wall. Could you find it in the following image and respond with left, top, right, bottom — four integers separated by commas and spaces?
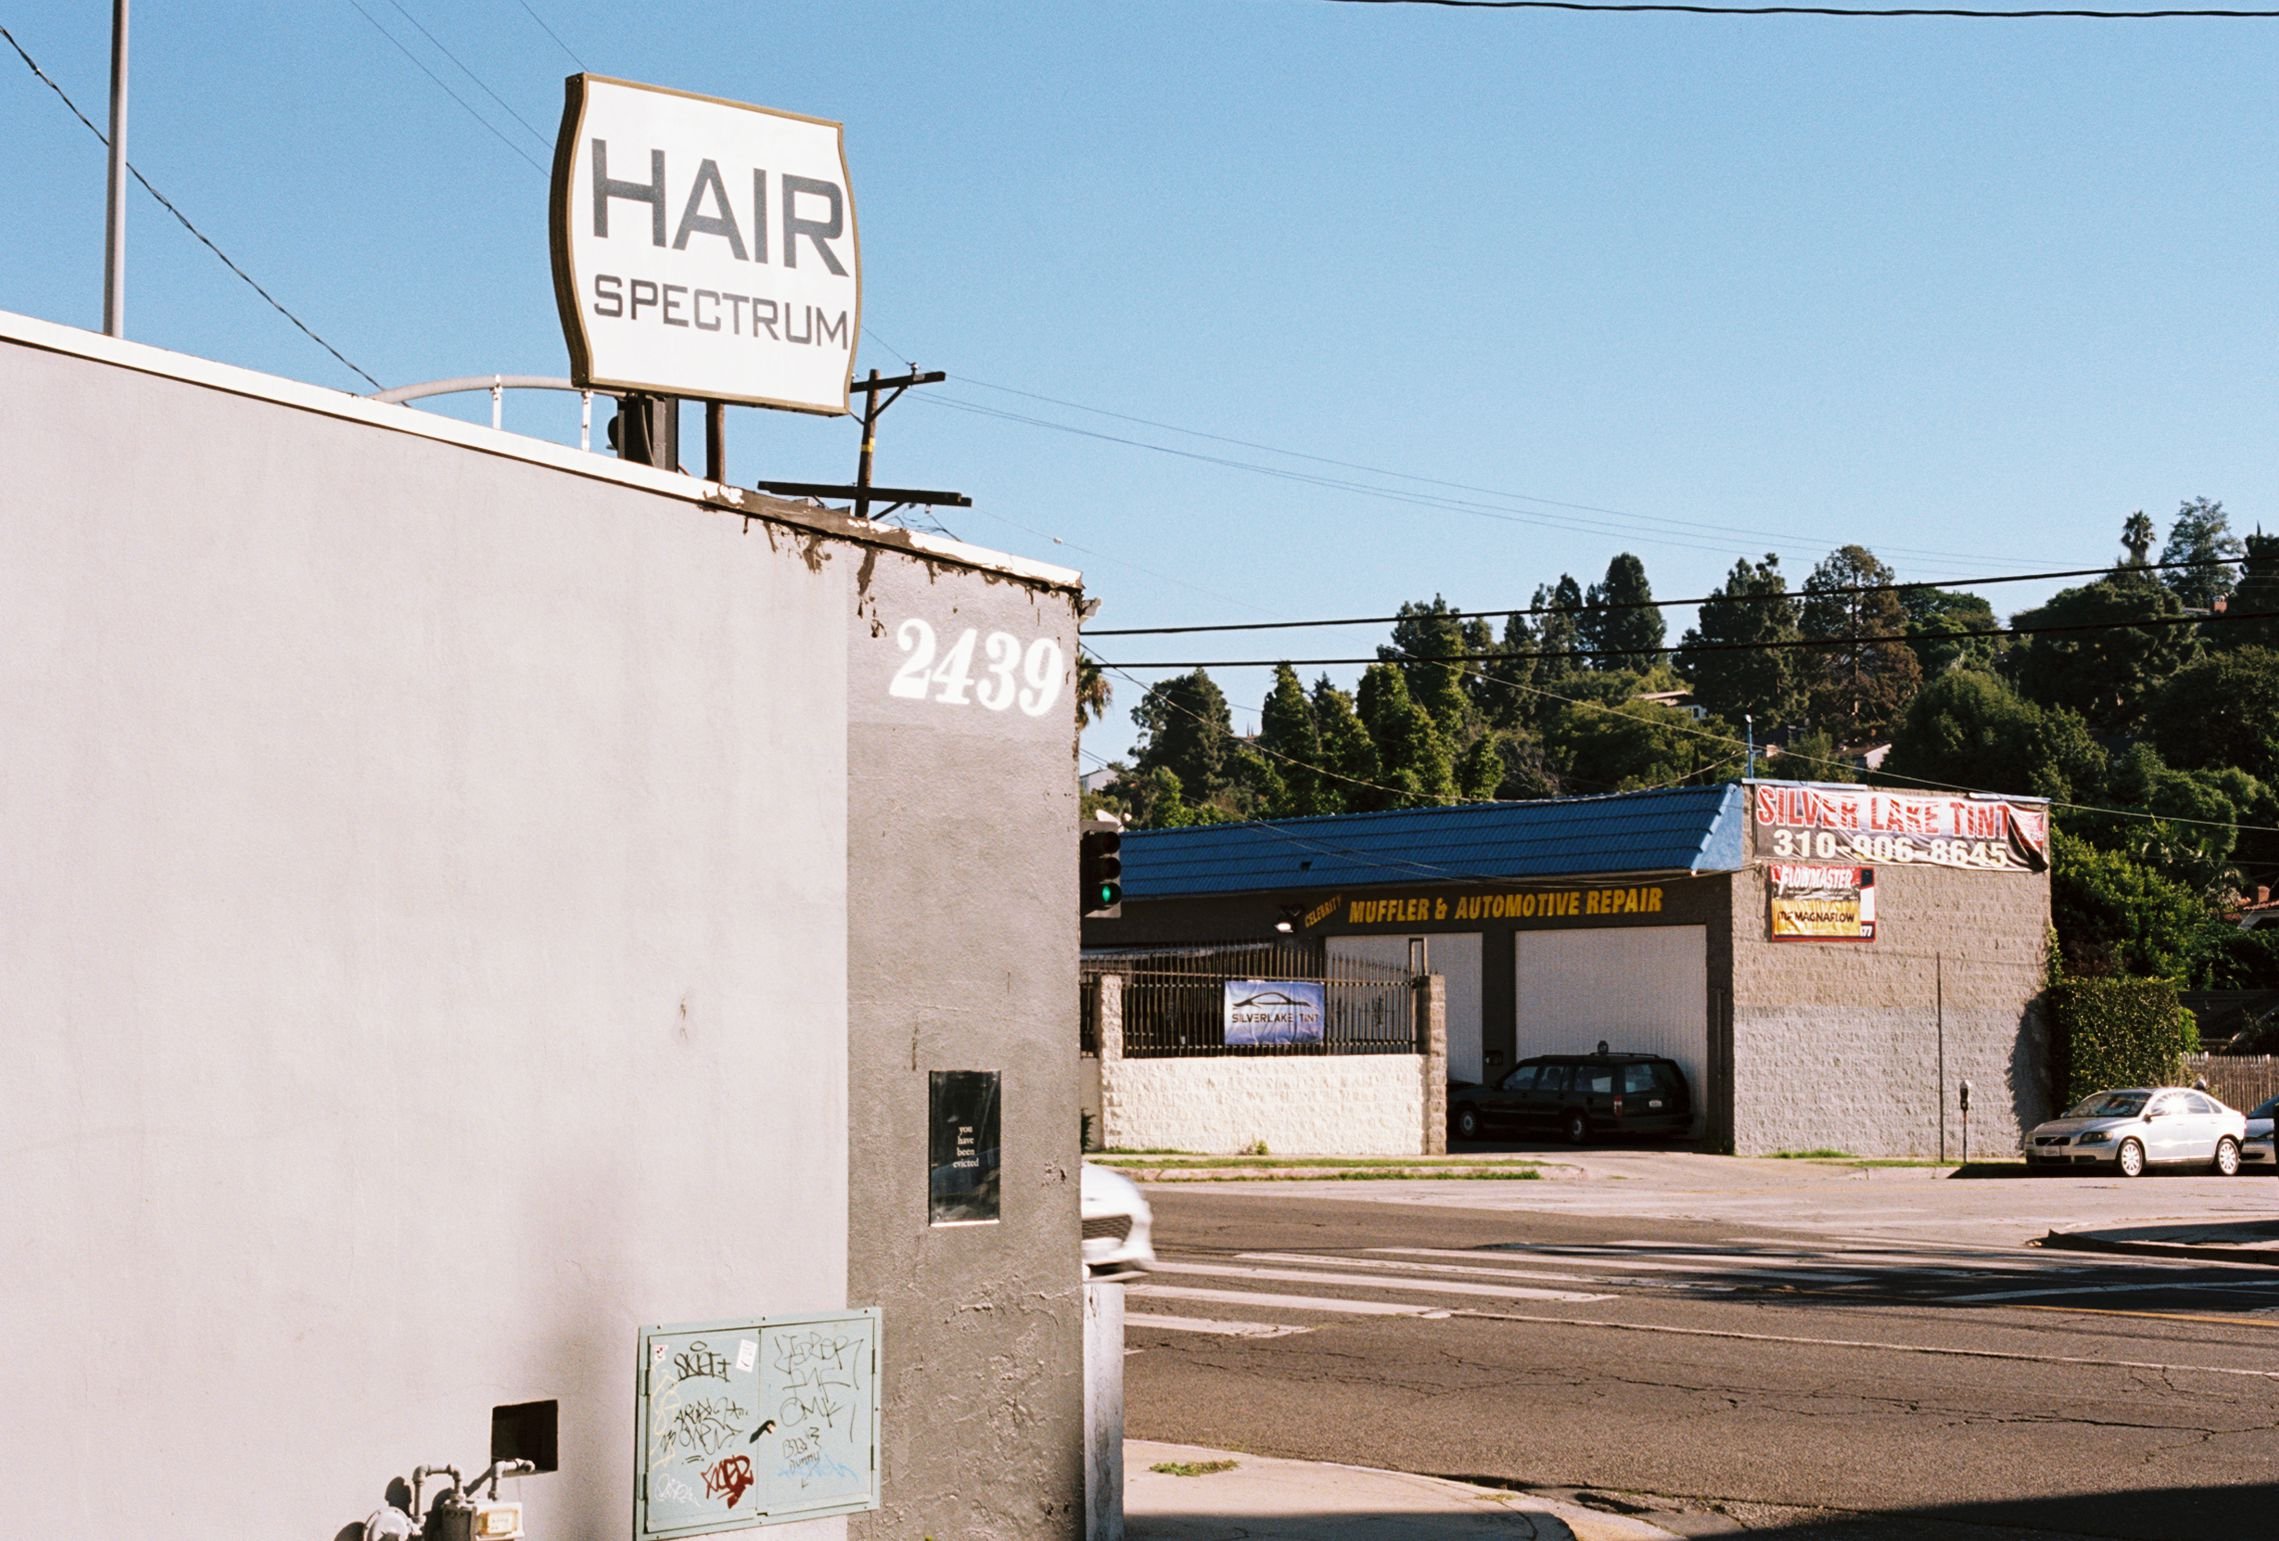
928, 1070, 1001, 1225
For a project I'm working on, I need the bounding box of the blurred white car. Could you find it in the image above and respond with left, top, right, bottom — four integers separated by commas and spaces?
1080, 1162, 1154, 1280
2023, 1087, 2246, 1177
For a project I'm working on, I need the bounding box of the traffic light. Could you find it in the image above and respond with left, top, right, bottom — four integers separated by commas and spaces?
1080, 825, 1123, 916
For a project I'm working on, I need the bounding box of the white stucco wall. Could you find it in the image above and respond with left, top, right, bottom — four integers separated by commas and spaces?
1102, 1056, 1429, 1155
0, 321, 864, 1539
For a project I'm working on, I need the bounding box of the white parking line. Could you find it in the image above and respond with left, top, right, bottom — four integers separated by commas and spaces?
1149, 1260, 1614, 1303
1124, 1313, 1313, 1339
1128, 1284, 1443, 1317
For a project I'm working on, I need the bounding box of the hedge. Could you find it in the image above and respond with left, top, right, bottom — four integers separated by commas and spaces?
2048, 976, 2200, 1104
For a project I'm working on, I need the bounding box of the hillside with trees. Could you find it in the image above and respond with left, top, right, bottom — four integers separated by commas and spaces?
1086, 503, 2279, 992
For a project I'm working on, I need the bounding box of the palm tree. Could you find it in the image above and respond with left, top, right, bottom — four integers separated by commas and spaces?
1075, 654, 1112, 729
2121, 510, 2156, 568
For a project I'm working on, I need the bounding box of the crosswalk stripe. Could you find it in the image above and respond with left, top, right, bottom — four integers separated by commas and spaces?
1128, 1284, 1443, 1317
1124, 1313, 1313, 1339
1374, 1246, 1868, 1283
1149, 1259, 1614, 1303
1238, 1251, 1623, 1286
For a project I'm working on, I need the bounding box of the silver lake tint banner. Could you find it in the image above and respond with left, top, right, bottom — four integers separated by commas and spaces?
1752, 785, 2050, 873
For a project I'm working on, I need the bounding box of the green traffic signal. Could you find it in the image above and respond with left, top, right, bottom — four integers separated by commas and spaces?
1081, 826, 1124, 914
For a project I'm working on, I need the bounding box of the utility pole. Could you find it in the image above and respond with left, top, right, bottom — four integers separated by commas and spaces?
751, 367, 965, 525
705, 401, 726, 484
103, 0, 129, 337
850, 367, 944, 522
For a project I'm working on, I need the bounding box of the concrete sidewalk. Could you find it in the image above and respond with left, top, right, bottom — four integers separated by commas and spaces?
1125, 1440, 1689, 1541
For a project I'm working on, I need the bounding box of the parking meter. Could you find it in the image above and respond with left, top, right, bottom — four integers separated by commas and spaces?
1958, 1079, 1972, 1164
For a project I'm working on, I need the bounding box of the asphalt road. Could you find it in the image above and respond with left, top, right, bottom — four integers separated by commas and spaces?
1122, 1170, 2279, 1540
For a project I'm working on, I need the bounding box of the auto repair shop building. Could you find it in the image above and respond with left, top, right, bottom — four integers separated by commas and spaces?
1082, 782, 2055, 1156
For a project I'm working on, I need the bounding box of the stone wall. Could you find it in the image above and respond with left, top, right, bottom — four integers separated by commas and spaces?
1102, 1055, 1430, 1155
1728, 860, 2051, 1157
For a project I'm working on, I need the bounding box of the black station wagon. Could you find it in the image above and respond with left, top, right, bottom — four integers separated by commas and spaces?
1449, 1052, 1692, 1146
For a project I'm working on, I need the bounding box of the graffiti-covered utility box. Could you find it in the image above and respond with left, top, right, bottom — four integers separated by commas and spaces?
0, 309, 1085, 1541
637, 1311, 881, 1534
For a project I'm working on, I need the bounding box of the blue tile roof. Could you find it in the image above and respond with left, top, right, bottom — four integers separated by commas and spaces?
1121, 783, 1746, 900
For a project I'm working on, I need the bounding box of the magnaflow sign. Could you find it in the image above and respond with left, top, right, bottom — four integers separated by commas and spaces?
550, 74, 859, 414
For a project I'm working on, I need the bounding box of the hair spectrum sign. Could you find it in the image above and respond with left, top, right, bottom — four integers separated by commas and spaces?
550, 75, 859, 414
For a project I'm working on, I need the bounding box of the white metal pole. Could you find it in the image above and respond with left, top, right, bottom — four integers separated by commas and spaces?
103, 0, 129, 337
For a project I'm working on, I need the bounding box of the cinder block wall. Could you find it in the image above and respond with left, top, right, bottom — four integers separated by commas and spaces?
1103, 1056, 1430, 1155
1728, 859, 2052, 1158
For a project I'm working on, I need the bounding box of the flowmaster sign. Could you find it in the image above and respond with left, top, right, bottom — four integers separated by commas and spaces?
550, 74, 859, 414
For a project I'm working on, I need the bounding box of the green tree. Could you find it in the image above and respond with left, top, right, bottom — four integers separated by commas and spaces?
1544, 698, 1734, 793
2005, 567, 2196, 737
2144, 647, 2279, 774
1901, 587, 2003, 679
1881, 670, 2107, 802
1357, 663, 1459, 808
1311, 676, 1379, 813
1578, 553, 1665, 668
2069, 745, 2248, 897
2120, 510, 2157, 568
1677, 554, 1801, 732
2160, 496, 2245, 611
1456, 731, 1507, 802
2215, 530, 2279, 653
1381, 597, 1473, 734
1225, 741, 1286, 821
1798, 545, 1922, 742
1755, 727, 1858, 783
1533, 577, 1587, 683
1257, 663, 1330, 815
1489, 729, 1561, 800
1121, 765, 1204, 829
1477, 610, 1539, 730
1129, 670, 1234, 808
2050, 827, 2218, 982
1074, 654, 1112, 729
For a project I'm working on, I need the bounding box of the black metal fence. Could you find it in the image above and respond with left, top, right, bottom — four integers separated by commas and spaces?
1080, 941, 1422, 1058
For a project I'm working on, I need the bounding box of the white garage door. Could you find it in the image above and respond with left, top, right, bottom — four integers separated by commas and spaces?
1329, 933, 1484, 1084
1515, 926, 1707, 1132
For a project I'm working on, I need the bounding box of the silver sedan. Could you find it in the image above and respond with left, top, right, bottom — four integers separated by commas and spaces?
2022, 1087, 2247, 1177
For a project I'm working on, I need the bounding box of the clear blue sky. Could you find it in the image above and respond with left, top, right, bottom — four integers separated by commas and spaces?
6, 2, 2274, 766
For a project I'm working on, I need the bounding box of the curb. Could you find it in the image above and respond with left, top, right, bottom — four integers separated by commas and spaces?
2039, 1230, 2279, 1267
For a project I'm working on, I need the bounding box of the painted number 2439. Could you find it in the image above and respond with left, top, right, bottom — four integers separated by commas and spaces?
889, 619, 1065, 717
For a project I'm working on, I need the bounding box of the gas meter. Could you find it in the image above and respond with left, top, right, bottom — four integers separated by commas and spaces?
364, 1460, 533, 1541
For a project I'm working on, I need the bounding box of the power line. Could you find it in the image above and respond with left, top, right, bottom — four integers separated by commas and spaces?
1088, 556, 2243, 637
1090, 658, 1733, 818
1080, 746, 1742, 889
1090, 638, 2279, 838
341, 0, 550, 177
1313, 0, 2279, 16
921, 393, 2042, 569
383, 0, 554, 150
1094, 605, 2279, 669
0, 25, 384, 391
511, 0, 587, 70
